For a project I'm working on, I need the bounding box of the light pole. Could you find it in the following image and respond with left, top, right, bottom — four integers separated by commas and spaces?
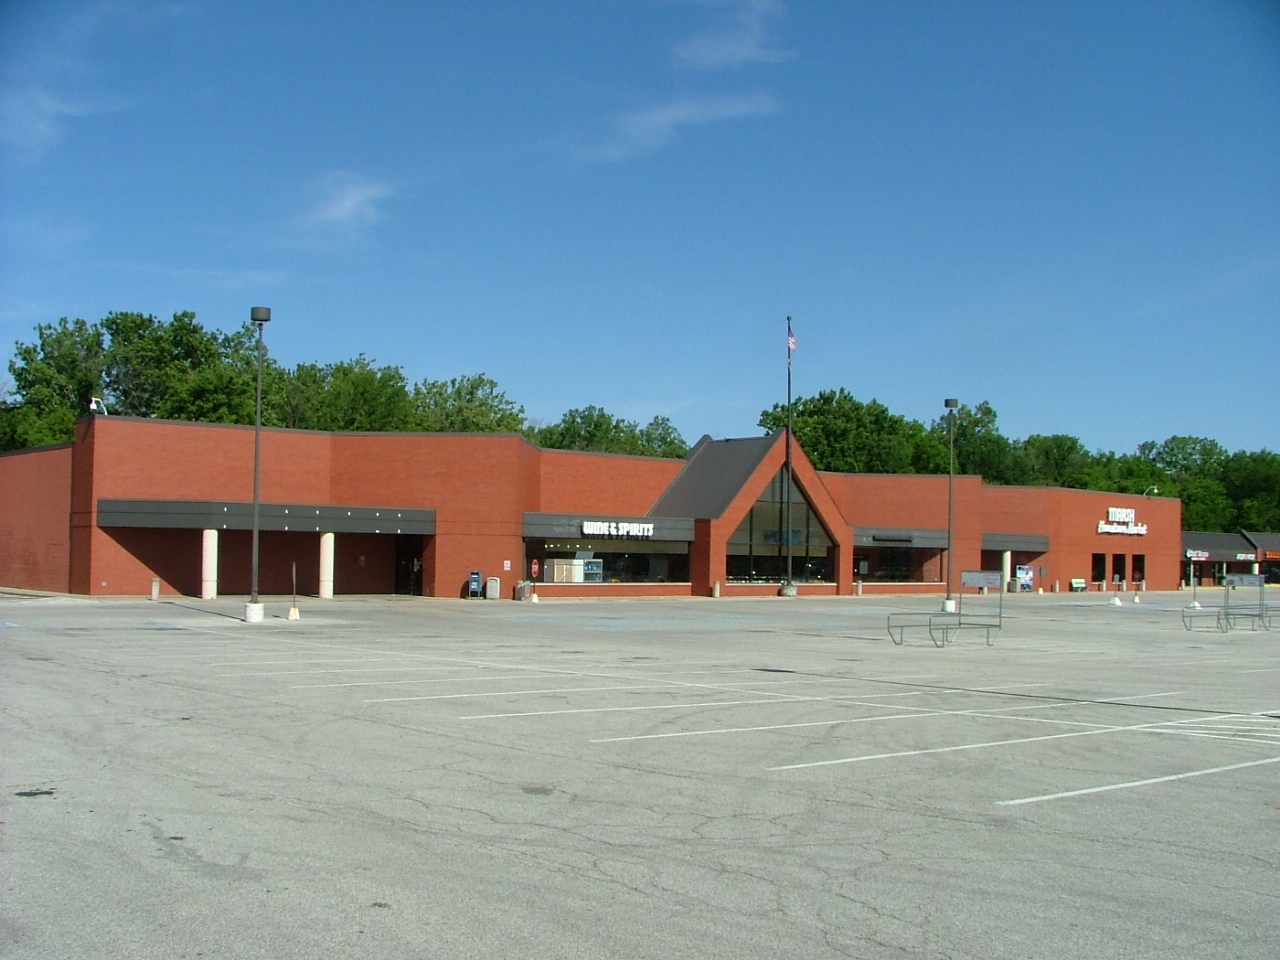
246, 306, 270, 623
1142, 486, 1159, 497
944, 398, 958, 612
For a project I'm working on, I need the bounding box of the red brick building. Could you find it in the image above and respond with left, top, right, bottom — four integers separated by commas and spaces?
0, 415, 1182, 598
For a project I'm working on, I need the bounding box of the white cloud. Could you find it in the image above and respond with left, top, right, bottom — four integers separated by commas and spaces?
586, 93, 777, 162
0, 86, 128, 159
302, 172, 396, 229
674, 0, 791, 70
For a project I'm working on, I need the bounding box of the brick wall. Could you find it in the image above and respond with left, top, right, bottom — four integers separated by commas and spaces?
0, 444, 73, 591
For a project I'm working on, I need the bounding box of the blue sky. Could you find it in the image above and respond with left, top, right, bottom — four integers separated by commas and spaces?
2, 0, 1278, 453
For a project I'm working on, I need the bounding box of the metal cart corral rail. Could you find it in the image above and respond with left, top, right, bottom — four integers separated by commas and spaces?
888, 571, 1004, 647
1181, 574, 1271, 632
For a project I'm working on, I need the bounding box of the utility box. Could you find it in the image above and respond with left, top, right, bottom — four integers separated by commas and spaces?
467, 571, 483, 598
485, 576, 500, 600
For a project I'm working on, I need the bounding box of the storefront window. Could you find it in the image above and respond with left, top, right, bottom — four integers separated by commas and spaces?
525, 538, 690, 584
854, 545, 944, 582
1091, 553, 1106, 583
726, 468, 834, 582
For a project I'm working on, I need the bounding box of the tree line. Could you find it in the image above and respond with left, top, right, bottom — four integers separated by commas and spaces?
759, 389, 1280, 533
0, 313, 687, 459
3, 313, 1277, 532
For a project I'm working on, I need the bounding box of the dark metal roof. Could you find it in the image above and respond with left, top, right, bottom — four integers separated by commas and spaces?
982, 532, 1050, 554
648, 434, 778, 520
97, 499, 435, 535
1182, 531, 1257, 563
855, 527, 948, 548
1244, 531, 1280, 559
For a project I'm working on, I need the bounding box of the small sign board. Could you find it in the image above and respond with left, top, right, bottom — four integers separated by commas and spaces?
961, 570, 1004, 589
1223, 574, 1263, 588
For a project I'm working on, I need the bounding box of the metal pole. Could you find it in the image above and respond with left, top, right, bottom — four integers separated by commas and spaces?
249, 307, 271, 614
944, 398, 958, 607
785, 317, 794, 589
251, 320, 263, 604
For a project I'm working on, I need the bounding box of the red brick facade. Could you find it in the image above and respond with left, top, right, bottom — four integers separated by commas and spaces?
0, 416, 1183, 597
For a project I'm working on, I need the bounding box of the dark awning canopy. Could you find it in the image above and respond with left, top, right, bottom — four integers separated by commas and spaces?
982, 532, 1050, 554
854, 527, 948, 549
1243, 531, 1280, 562
97, 499, 435, 535
523, 512, 694, 541
1182, 531, 1256, 563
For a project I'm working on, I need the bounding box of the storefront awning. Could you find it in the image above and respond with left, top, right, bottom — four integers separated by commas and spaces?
1243, 531, 1280, 563
854, 527, 948, 548
97, 499, 435, 535
523, 513, 695, 541
982, 532, 1050, 553
1182, 531, 1256, 563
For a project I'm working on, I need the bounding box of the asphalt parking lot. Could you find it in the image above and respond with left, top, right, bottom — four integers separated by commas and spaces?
2, 590, 1277, 959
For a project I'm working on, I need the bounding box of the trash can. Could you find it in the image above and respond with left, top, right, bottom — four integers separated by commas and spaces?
485, 576, 500, 600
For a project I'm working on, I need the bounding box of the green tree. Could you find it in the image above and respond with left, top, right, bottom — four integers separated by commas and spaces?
1019, 434, 1092, 488
759, 389, 944, 473
1179, 476, 1235, 532
1221, 449, 1280, 531
1148, 436, 1228, 487
263, 362, 329, 430
535, 405, 687, 458
636, 415, 689, 459
930, 401, 1028, 484
318, 357, 414, 432
411, 373, 526, 433
4, 317, 106, 448
99, 311, 262, 424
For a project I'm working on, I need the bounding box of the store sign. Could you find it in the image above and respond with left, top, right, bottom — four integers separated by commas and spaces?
581, 520, 655, 539
1185, 549, 1210, 561
1098, 506, 1147, 536
1266, 551, 1280, 561
1235, 552, 1257, 561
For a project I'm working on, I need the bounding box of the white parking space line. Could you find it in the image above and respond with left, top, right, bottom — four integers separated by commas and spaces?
996, 756, 1280, 806
209, 657, 393, 667
589, 697, 1157, 743
769, 715, 1214, 771
220, 665, 473, 677
365, 682, 698, 703
293, 673, 557, 689
462, 698, 797, 720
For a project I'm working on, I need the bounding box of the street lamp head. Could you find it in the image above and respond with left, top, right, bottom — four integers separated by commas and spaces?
944, 398, 958, 409
1143, 486, 1159, 497
250, 306, 271, 324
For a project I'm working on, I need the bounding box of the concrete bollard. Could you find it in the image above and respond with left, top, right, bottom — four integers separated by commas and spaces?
150, 577, 160, 601
856, 580, 863, 596
712, 580, 721, 599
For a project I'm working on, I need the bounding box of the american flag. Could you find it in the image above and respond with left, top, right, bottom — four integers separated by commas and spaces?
787, 328, 796, 352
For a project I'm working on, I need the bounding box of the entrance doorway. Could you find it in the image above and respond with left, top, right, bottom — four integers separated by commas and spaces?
394, 535, 424, 595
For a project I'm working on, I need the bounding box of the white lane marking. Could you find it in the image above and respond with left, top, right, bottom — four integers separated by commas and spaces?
591, 699, 1136, 743
996, 756, 1280, 806
365, 682, 690, 703
221, 665, 468, 677
1240, 666, 1280, 674
293, 673, 551, 689
769, 716, 1212, 771
209, 657, 393, 667
462, 698, 792, 720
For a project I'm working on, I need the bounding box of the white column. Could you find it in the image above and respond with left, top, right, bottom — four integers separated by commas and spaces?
1253, 562, 1260, 576
1001, 550, 1012, 591
319, 532, 335, 599
201, 529, 218, 600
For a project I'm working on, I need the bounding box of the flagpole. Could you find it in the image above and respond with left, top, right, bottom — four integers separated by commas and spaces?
785, 316, 793, 591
